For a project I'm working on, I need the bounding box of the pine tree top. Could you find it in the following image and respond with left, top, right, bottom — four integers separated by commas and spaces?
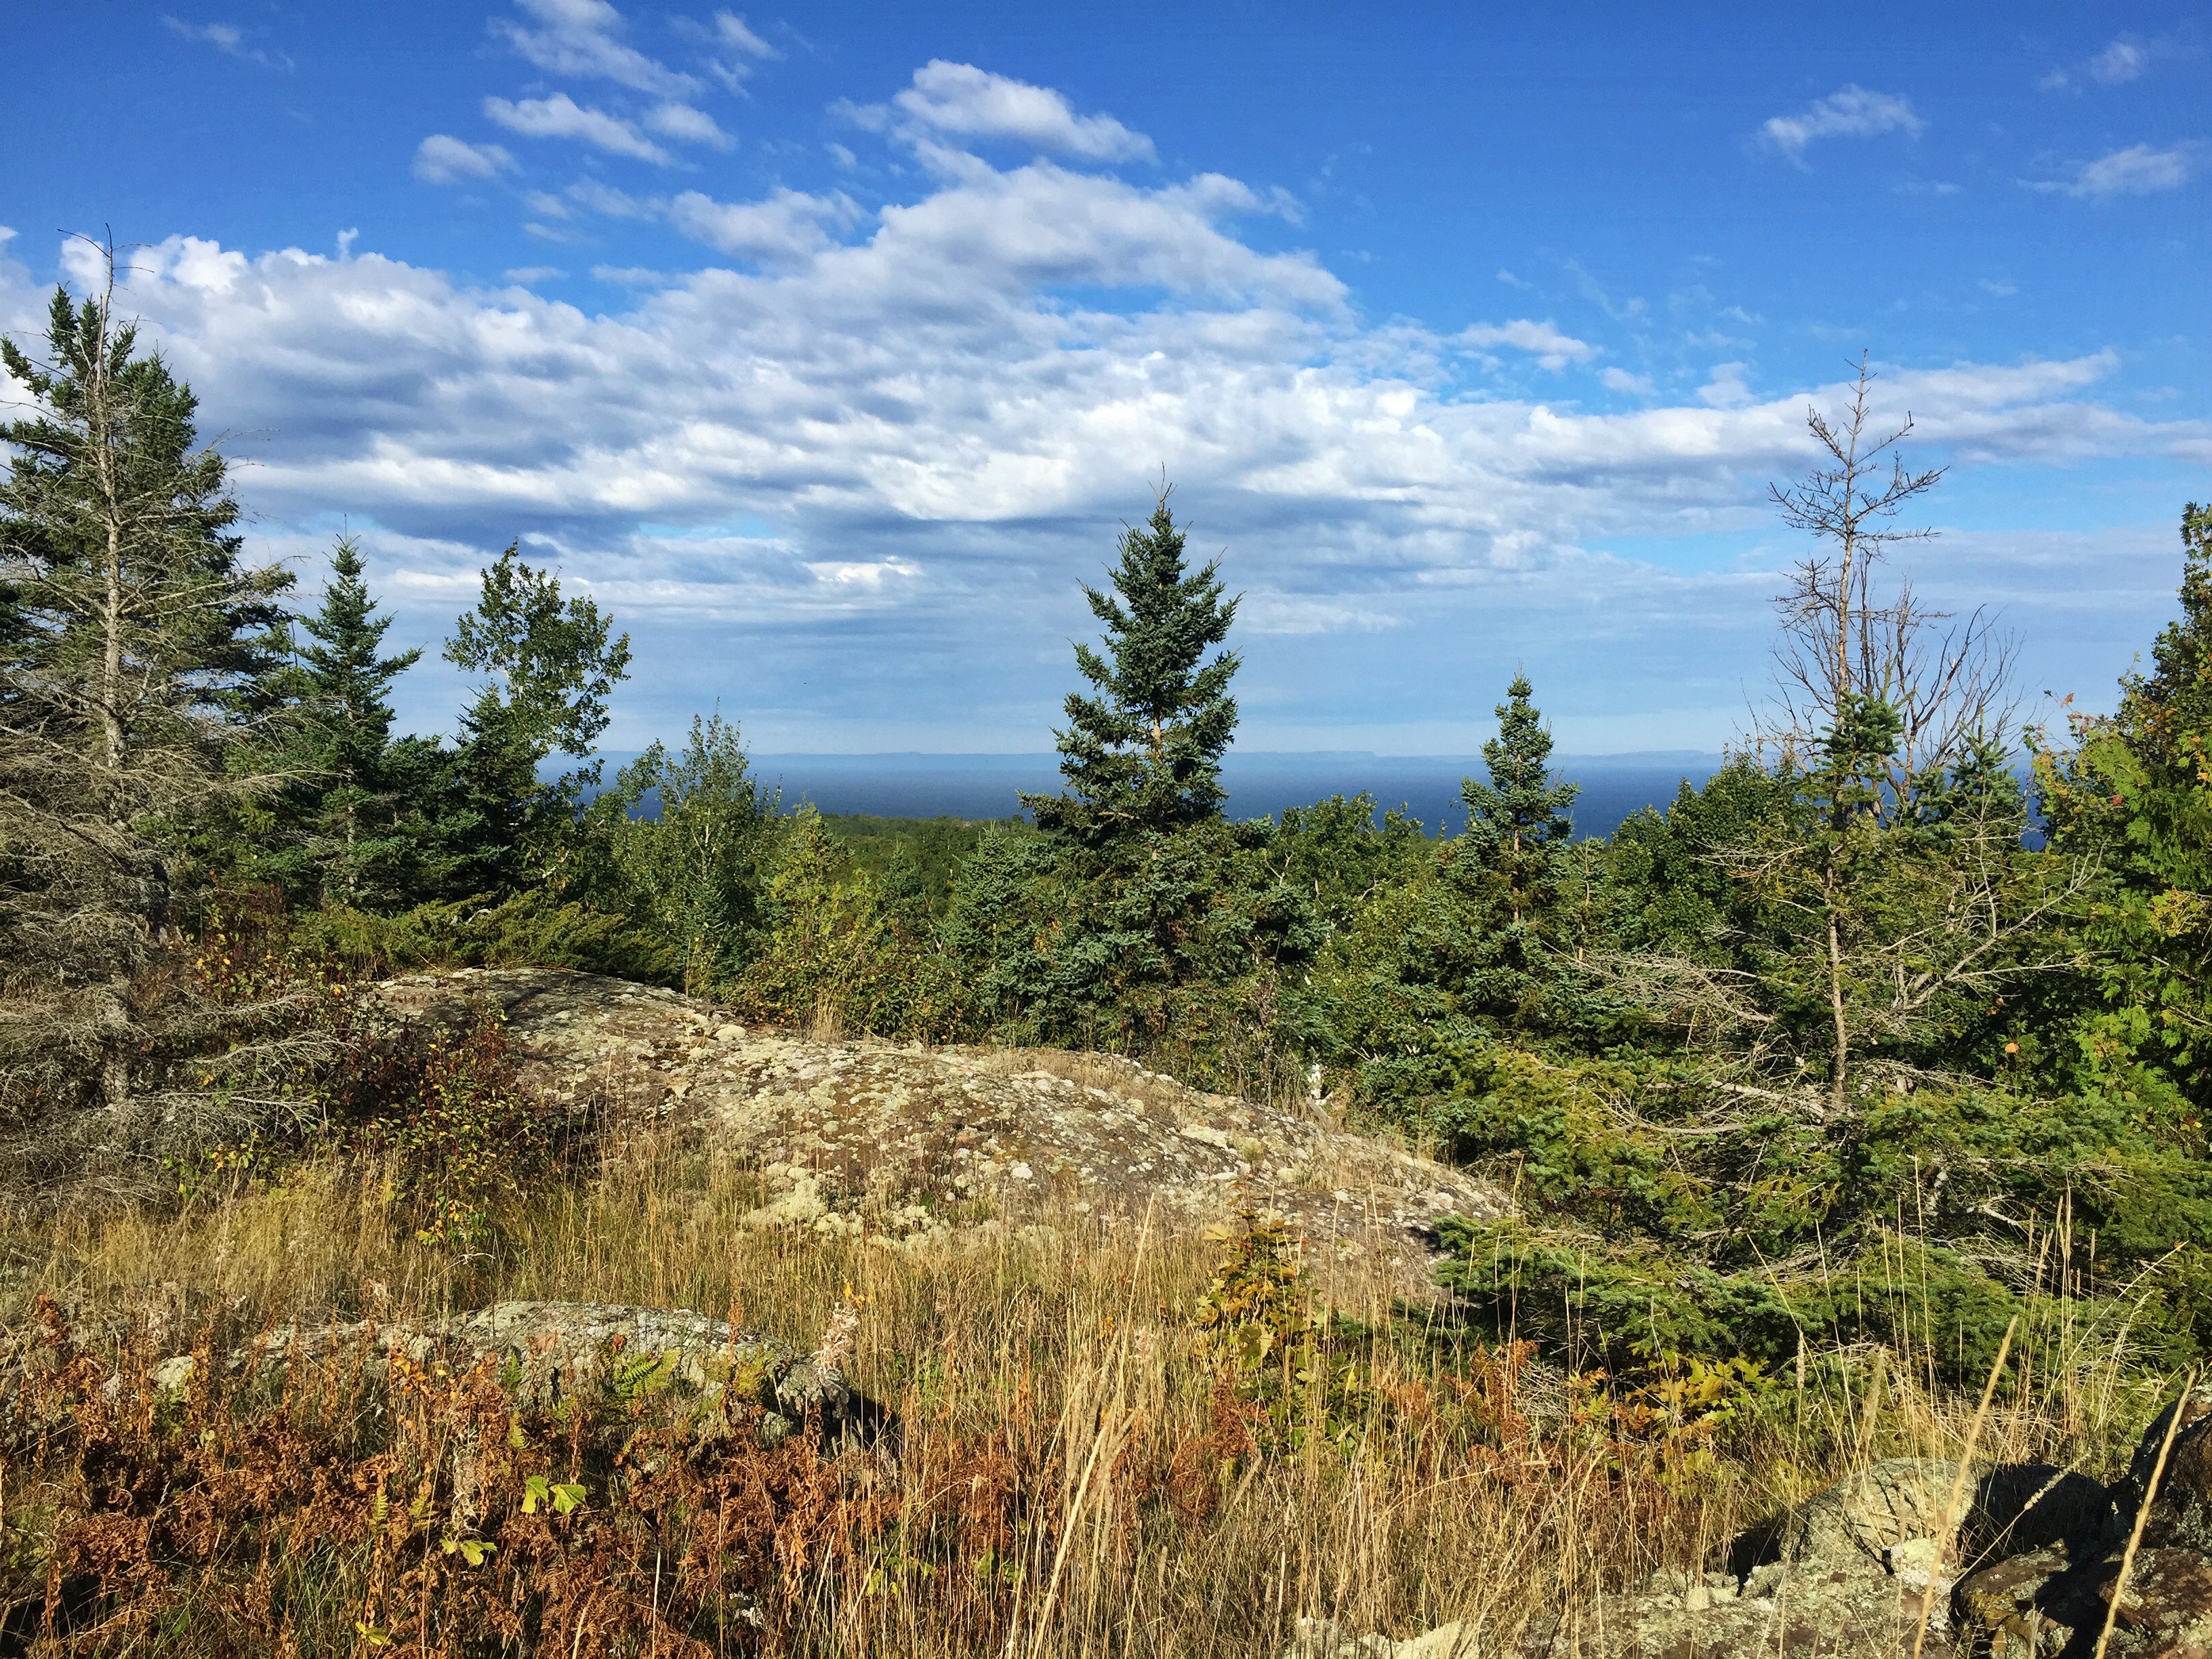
1461, 672, 1577, 853
1024, 488, 1240, 844
294, 534, 422, 752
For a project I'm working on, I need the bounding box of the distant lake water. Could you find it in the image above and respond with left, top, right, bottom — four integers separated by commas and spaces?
657, 751, 1734, 839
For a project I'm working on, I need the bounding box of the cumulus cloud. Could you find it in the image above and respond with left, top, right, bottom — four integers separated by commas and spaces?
850, 61, 1157, 163
491, 0, 698, 98
2028, 143, 2196, 198
413, 134, 517, 184
485, 92, 672, 163
1456, 319, 1598, 371
1760, 85, 1923, 159
667, 188, 862, 264
1697, 363, 1756, 409
23, 123, 2203, 749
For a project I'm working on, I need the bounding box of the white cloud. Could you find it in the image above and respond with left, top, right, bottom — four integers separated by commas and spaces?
1760, 85, 1922, 159
1601, 367, 1656, 396
713, 11, 775, 57
413, 134, 517, 184
2028, 143, 2196, 199
667, 188, 862, 264
161, 16, 293, 68
644, 102, 734, 150
504, 266, 565, 283
590, 264, 676, 286
2090, 37, 2151, 85
24, 128, 2203, 750
2042, 34, 2158, 92
484, 93, 672, 163
1697, 363, 1755, 409
491, 0, 699, 98
856, 61, 1157, 163
806, 557, 922, 590
566, 180, 655, 218
1456, 319, 1598, 371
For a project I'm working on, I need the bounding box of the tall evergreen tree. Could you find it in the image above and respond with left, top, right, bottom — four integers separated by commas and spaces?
0, 260, 290, 1125
1458, 672, 1578, 926
964, 484, 1315, 1085
1373, 674, 1586, 1047
1023, 487, 1238, 842
286, 534, 423, 906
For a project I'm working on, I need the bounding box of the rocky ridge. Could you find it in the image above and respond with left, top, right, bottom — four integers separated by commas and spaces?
371, 966, 1512, 1297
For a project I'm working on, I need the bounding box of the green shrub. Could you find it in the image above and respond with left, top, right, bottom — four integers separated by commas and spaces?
335, 1006, 566, 1246
292, 888, 676, 984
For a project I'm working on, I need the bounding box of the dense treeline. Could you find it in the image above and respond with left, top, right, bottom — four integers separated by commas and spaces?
7, 269, 2212, 1382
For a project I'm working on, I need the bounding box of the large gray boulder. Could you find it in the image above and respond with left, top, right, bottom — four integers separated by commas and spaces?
372, 968, 1513, 1301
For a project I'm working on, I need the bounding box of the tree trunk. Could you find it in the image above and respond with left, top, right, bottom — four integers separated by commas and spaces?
1826, 906, 1850, 1115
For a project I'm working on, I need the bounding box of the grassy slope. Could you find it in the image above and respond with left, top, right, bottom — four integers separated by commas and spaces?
1, 1099, 2164, 1656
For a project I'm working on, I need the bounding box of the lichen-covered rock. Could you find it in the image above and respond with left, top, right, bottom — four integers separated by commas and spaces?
1282, 1618, 1477, 1658
1789, 1460, 2110, 1575
239, 1300, 860, 1436
1954, 1547, 2083, 1658
371, 968, 1513, 1298
1511, 1460, 2113, 1658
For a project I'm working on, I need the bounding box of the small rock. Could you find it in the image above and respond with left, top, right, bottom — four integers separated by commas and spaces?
150, 1355, 195, 1392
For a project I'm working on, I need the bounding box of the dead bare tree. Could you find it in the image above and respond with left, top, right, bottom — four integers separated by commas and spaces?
1758, 352, 2020, 813
1600, 356, 2083, 1115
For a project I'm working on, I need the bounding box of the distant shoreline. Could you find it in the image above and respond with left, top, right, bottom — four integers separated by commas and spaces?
589, 750, 1732, 839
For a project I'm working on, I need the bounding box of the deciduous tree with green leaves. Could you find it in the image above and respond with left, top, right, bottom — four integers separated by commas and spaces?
589, 712, 778, 994
2038, 502, 2212, 1117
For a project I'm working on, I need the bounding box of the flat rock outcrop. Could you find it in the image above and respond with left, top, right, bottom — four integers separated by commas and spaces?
371, 968, 1512, 1298
6, 1298, 872, 1456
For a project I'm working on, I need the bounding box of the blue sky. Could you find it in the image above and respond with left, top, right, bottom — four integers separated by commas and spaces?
4, 1, 2207, 754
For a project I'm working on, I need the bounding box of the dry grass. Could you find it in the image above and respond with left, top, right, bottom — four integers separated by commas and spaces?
0, 1113, 2171, 1657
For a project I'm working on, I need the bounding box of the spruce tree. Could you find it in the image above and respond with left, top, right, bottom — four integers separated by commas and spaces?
1023, 487, 1239, 842
972, 484, 1317, 1081
1383, 673, 1584, 1038
0, 262, 291, 1126
289, 534, 423, 906
1458, 672, 1578, 924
